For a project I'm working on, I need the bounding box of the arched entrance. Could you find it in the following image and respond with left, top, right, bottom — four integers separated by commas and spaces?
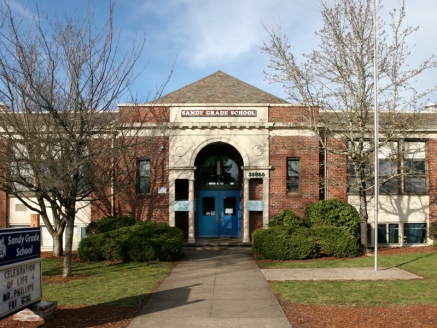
195, 142, 243, 238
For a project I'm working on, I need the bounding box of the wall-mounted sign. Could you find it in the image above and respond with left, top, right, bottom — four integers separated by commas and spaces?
246, 200, 264, 211
174, 201, 190, 211
181, 110, 257, 117
158, 187, 167, 194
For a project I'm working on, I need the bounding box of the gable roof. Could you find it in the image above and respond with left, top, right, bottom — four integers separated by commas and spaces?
153, 70, 288, 104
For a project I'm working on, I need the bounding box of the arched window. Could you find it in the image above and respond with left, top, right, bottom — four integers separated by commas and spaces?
198, 155, 239, 186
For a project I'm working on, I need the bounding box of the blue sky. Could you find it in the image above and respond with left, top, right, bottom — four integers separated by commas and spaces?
9, 0, 437, 105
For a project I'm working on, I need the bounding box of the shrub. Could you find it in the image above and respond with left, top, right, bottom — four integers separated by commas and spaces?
252, 226, 319, 260
305, 199, 360, 237
84, 215, 139, 235
268, 209, 306, 229
311, 225, 362, 258
78, 221, 184, 262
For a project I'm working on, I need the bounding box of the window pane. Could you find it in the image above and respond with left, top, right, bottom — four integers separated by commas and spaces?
138, 160, 151, 193
404, 223, 427, 243
139, 160, 150, 177
389, 224, 399, 244
380, 160, 398, 176
404, 160, 425, 174
199, 156, 239, 185
202, 197, 215, 215
404, 176, 426, 193
367, 224, 372, 245
380, 178, 399, 193
378, 224, 387, 244
139, 177, 151, 194
288, 160, 299, 177
287, 159, 299, 192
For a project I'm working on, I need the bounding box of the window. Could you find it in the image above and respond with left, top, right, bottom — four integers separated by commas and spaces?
347, 141, 371, 193
137, 159, 151, 194
287, 159, 299, 192
198, 155, 239, 186
367, 224, 372, 245
347, 161, 371, 193
404, 142, 426, 193
347, 140, 427, 195
404, 223, 427, 244
377, 223, 399, 244
379, 142, 399, 193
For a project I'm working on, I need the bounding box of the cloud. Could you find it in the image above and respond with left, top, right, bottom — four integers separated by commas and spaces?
136, 0, 320, 68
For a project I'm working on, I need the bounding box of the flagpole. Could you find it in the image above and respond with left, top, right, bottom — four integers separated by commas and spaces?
373, 0, 379, 272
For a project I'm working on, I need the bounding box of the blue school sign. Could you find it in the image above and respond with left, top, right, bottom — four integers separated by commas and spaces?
0, 228, 41, 267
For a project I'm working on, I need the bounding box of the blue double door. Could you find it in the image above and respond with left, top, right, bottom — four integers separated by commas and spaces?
198, 190, 241, 238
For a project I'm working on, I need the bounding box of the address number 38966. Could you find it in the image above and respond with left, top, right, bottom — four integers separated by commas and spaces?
248, 172, 266, 178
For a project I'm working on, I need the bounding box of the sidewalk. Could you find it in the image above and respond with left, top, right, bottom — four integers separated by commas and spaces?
128, 248, 291, 328
262, 267, 423, 281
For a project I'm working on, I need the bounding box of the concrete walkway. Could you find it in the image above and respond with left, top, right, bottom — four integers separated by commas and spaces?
128, 248, 291, 328
262, 267, 423, 281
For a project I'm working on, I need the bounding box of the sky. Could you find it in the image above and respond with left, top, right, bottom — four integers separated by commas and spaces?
7, 0, 437, 105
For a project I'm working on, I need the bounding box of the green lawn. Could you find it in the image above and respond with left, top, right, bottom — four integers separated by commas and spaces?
260, 249, 437, 307
42, 258, 173, 306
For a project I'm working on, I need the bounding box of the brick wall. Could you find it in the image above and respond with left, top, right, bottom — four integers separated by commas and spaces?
91, 136, 170, 222
269, 106, 319, 123
0, 190, 7, 228
248, 179, 263, 236
269, 135, 321, 218
118, 106, 170, 123
325, 137, 348, 201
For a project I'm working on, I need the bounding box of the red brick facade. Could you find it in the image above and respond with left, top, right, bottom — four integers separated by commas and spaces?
269, 135, 321, 218
249, 179, 263, 236
91, 135, 170, 222
0, 190, 7, 228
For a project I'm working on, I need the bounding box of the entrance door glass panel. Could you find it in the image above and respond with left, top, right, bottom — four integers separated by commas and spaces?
198, 191, 240, 238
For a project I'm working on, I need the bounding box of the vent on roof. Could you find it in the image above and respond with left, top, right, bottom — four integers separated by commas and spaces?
15, 204, 27, 212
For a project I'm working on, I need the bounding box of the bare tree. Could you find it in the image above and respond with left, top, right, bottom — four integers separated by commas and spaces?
0, 1, 172, 276
261, 0, 436, 248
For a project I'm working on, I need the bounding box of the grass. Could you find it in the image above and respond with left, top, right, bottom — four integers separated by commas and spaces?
262, 250, 437, 307
42, 258, 174, 306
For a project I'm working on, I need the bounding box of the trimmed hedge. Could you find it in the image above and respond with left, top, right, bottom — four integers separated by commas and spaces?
85, 215, 139, 235
311, 225, 362, 258
78, 221, 184, 262
253, 225, 361, 260
305, 199, 360, 237
268, 209, 306, 229
253, 226, 319, 260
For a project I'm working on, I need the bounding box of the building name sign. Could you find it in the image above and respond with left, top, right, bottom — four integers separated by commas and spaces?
0, 228, 41, 267
181, 110, 257, 117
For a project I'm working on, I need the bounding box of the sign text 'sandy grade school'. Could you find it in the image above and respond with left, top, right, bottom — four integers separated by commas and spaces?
181, 110, 257, 117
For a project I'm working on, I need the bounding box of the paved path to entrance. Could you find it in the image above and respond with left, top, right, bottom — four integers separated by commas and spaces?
128, 248, 291, 328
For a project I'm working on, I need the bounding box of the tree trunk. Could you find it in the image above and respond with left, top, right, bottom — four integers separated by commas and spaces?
52, 233, 63, 257
62, 218, 75, 277
359, 194, 369, 251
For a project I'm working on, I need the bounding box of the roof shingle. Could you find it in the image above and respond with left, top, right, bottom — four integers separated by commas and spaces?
153, 70, 288, 104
